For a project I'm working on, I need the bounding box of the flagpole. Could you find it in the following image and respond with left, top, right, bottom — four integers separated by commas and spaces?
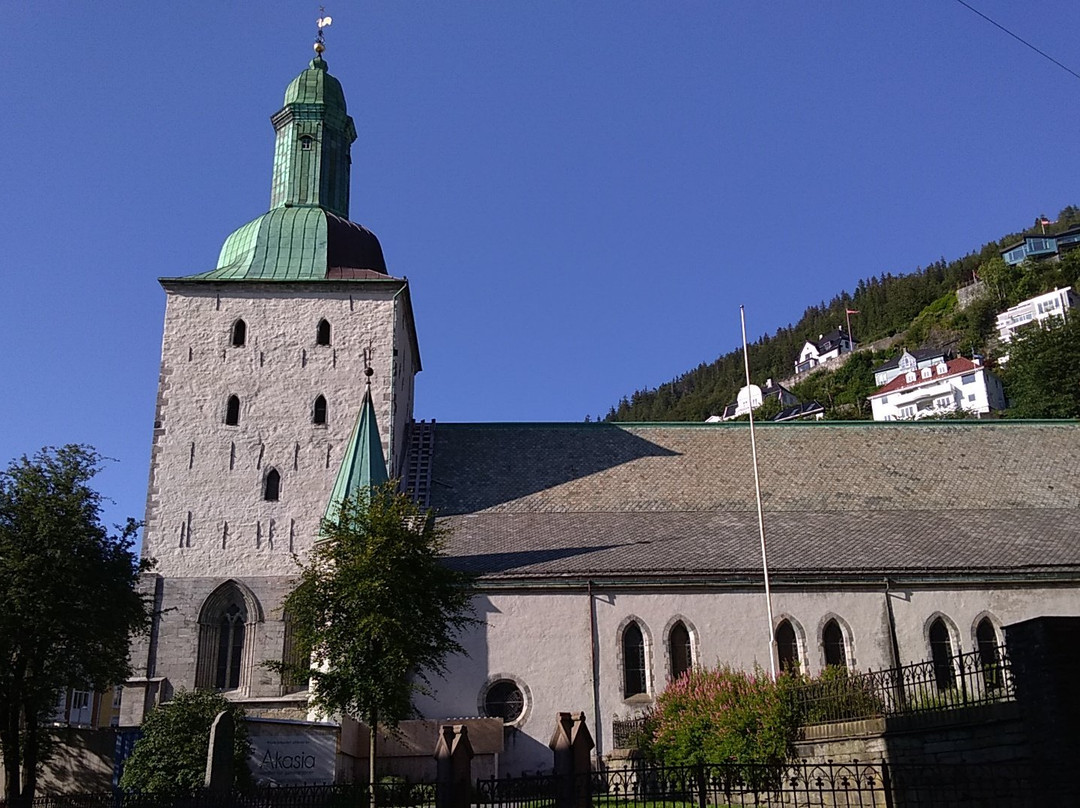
846, 308, 854, 351
740, 305, 778, 680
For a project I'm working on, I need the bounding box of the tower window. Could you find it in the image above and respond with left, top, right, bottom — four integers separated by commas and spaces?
316, 319, 331, 346
300, 135, 314, 151
264, 469, 281, 502
231, 320, 247, 347
225, 395, 240, 426
622, 622, 647, 698
823, 619, 847, 668
313, 395, 328, 425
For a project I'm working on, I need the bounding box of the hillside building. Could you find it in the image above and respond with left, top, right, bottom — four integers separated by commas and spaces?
794, 328, 855, 375
122, 51, 1080, 781
867, 357, 1005, 421
995, 287, 1076, 344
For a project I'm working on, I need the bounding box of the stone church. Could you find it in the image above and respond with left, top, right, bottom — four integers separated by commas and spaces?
122, 52, 1080, 777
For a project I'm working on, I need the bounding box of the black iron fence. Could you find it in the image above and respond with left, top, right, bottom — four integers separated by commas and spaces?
476, 760, 888, 807
792, 645, 1014, 724
475, 759, 1039, 808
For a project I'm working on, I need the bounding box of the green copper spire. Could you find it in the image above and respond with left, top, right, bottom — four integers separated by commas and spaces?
270, 57, 357, 219
325, 385, 389, 522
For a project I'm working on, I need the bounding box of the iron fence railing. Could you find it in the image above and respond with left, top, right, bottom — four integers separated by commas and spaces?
476, 760, 890, 808
792, 644, 1014, 724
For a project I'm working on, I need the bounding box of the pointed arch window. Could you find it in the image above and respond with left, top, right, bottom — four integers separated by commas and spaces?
231, 320, 247, 347
823, 619, 847, 668
668, 621, 692, 680
316, 319, 331, 346
196, 582, 260, 694
975, 617, 1002, 692
225, 395, 240, 426
264, 469, 281, 502
929, 617, 955, 691
281, 610, 307, 695
776, 620, 799, 673
622, 622, 647, 698
313, 395, 328, 425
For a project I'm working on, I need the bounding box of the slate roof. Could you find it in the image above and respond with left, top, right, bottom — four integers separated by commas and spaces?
420, 421, 1080, 582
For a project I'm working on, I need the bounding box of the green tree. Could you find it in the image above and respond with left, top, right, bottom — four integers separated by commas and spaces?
0, 446, 150, 803
119, 689, 251, 795
1004, 315, 1080, 418
275, 483, 477, 797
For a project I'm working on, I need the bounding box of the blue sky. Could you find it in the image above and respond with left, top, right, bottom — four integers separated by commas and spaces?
1, 2, 1078, 530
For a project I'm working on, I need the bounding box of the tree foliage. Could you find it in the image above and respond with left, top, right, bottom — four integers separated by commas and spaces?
119, 689, 251, 795
275, 484, 477, 766
0, 445, 150, 803
1003, 315, 1080, 418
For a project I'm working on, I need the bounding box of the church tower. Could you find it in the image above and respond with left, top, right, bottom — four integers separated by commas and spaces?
123, 49, 420, 722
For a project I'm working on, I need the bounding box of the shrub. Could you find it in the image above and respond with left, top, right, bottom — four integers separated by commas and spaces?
119, 689, 251, 795
649, 666, 799, 769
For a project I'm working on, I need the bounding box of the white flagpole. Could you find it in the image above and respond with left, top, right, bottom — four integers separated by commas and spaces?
740, 305, 778, 679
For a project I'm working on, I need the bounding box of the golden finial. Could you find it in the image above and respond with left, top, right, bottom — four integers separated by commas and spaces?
315, 7, 332, 55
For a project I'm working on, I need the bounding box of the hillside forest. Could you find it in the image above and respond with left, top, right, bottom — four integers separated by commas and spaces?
603, 207, 1080, 422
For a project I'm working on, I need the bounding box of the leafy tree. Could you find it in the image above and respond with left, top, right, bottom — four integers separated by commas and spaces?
0, 445, 150, 803
1003, 315, 1080, 418
275, 483, 477, 795
119, 689, 251, 795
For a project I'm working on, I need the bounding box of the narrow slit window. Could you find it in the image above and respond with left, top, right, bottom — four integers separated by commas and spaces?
300, 135, 314, 151
313, 395, 327, 425
264, 469, 281, 502
231, 320, 247, 347
225, 395, 240, 426
316, 319, 331, 346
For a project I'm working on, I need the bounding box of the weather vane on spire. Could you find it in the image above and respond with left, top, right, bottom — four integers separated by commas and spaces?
315, 6, 333, 56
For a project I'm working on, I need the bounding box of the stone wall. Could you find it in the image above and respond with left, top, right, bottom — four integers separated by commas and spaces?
0, 728, 115, 797
795, 701, 1025, 766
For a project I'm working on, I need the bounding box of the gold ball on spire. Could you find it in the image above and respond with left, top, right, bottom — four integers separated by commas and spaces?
314, 41, 326, 54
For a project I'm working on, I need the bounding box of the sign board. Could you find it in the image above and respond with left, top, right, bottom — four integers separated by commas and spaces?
248, 724, 337, 785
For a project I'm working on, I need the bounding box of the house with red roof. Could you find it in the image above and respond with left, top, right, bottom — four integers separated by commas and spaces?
867, 357, 1005, 421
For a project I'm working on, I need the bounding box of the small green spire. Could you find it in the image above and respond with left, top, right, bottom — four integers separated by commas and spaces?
324, 385, 389, 523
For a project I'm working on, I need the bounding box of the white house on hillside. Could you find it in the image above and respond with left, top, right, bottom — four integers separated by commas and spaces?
795, 328, 855, 375
872, 347, 949, 387
868, 357, 1005, 421
996, 287, 1076, 343
716, 379, 799, 421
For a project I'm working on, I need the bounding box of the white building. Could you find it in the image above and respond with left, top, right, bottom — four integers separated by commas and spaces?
872, 347, 948, 387
996, 287, 1076, 343
795, 328, 855, 375
867, 357, 1005, 421
716, 379, 799, 421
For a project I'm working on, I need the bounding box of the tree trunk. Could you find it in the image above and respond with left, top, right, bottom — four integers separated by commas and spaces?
20, 704, 38, 803
1, 705, 21, 805
368, 708, 378, 808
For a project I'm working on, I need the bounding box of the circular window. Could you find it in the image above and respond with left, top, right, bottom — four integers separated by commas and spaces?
484, 680, 525, 723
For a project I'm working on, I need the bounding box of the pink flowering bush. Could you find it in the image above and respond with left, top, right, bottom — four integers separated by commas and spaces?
648, 666, 799, 767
